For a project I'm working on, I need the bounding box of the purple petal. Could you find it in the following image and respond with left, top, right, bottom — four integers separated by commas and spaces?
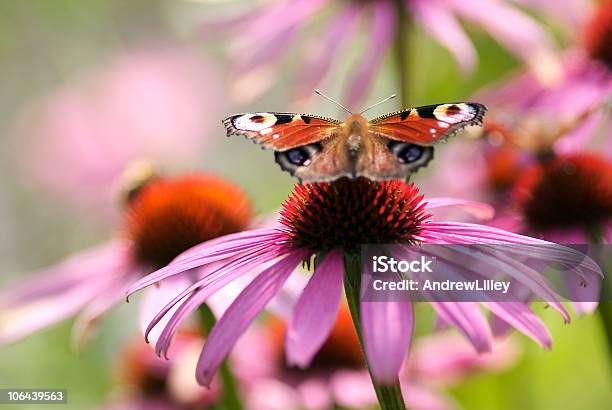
196, 250, 308, 386
71, 268, 142, 347
146, 245, 286, 349
361, 300, 414, 384
1, 240, 129, 306
401, 382, 458, 410
564, 269, 601, 316
481, 302, 551, 348
231, 0, 328, 71
447, 0, 556, 64
0, 241, 131, 344
409, 0, 476, 72
344, 0, 396, 109
331, 370, 377, 408
286, 251, 344, 367
424, 197, 495, 221
138, 275, 193, 346
430, 302, 492, 353
125, 229, 282, 299
293, 4, 362, 101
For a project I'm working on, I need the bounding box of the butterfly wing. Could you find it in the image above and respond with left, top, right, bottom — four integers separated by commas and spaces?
370, 102, 486, 144
223, 112, 347, 181
358, 103, 486, 180
223, 112, 340, 150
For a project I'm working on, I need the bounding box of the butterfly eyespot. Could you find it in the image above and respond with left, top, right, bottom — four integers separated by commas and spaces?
286, 148, 311, 166
388, 142, 425, 164
274, 143, 321, 175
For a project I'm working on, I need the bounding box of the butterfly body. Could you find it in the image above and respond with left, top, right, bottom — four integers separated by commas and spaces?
223, 102, 486, 182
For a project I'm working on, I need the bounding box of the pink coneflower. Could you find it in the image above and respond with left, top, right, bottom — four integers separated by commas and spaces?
235, 305, 519, 410
0, 172, 253, 345
203, 0, 558, 106
477, 1, 612, 157
100, 332, 219, 410
513, 153, 612, 243
13, 47, 223, 221
127, 177, 600, 406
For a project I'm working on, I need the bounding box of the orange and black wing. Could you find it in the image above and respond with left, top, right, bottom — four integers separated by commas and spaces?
370, 103, 486, 144
223, 112, 341, 150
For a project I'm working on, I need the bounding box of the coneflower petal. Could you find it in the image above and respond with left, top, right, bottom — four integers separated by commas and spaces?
447, 0, 557, 69
145, 245, 287, 346
409, 0, 477, 73
286, 250, 344, 368
0, 241, 130, 344
429, 302, 492, 353
72, 268, 142, 348
293, 3, 362, 101
424, 197, 495, 221
361, 300, 414, 385
153, 251, 285, 358
139, 275, 192, 346
344, 0, 396, 108
481, 302, 551, 348
125, 228, 282, 299
196, 250, 308, 387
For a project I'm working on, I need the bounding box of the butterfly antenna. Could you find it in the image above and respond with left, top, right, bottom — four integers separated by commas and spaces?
314, 90, 352, 115
360, 94, 397, 115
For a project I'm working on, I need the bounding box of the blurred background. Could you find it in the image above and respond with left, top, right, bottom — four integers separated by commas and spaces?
0, 0, 610, 409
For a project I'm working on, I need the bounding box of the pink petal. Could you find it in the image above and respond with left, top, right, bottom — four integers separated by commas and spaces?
286, 251, 344, 367
430, 302, 492, 353
401, 382, 458, 410
481, 302, 551, 348
331, 370, 377, 408
420, 239, 573, 322
361, 300, 414, 384
196, 250, 308, 386
139, 275, 193, 346
424, 197, 495, 221
408, 332, 520, 386
72, 268, 142, 347
564, 269, 601, 316
0, 241, 131, 344
344, 0, 396, 109
147, 245, 285, 349
447, 0, 556, 64
409, 0, 476, 72
1, 240, 129, 306
293, 4, 362, 101
125, 229, 282, 299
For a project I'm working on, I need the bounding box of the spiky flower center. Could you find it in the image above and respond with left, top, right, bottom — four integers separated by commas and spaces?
513, 154, 612, 234
125, 174, 252, 269
279, 177, 430, 252
583, 2, 612, 67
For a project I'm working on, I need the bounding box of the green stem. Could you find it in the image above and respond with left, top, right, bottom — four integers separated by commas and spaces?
587, 232, 612, 367
198, 305, 243, 410
343, 253, 407, 410
394, 0, 411, 107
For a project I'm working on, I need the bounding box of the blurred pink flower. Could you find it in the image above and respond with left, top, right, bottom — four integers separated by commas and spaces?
233, 305, 520, 410
421, 138, 609, 318
204, 0, 559, 107
13, 47, 223, 221
477, 2, 612, 157
0, 174, 253, 346
510, 0, 592, 27
128, 178, 600, 387
512, 153, 612, 244
100, 332, 219, 410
